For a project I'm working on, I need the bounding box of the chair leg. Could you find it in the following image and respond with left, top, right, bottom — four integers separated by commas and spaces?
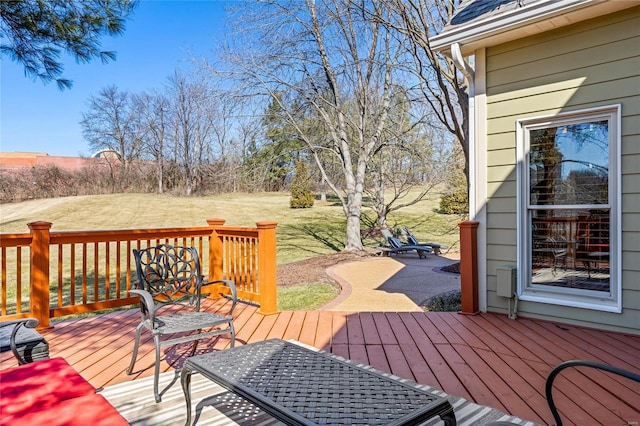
153, 334, 162, 403
126, 323, 144, 374
229, 323, 236, 348
189, 338, 200, 357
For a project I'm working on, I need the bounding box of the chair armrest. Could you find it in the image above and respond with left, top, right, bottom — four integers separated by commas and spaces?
0, 318, 39, 330
204, 279, 238, 315
130, 289, 159, 324
0, 318, 40, 365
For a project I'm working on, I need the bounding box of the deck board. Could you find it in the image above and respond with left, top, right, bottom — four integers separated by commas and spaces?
1, 300, 639, 426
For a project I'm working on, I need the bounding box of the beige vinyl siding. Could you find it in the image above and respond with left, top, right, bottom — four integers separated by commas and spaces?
482, 6, 640, 333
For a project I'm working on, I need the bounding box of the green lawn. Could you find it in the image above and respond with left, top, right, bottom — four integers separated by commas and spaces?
0, 192, 463, 263
0, 192, 464, 311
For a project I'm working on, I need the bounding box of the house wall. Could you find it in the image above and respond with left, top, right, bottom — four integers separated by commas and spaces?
482, 7, 640, 333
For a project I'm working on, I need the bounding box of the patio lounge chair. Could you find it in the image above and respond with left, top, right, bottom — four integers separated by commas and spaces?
127, 243, 238, 403
379, 229, 432, 259
401, 227, 444, 255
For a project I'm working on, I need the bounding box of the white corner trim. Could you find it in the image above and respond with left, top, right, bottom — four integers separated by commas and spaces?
473, 48, 487, 312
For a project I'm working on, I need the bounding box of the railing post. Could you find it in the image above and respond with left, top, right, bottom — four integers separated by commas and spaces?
206, 218, 226, 282
28, 221, 52, 329
256, 221, 278, 315
458, 220, 479, 315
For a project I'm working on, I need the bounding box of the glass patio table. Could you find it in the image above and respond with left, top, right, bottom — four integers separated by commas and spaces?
181, 338, 456, 426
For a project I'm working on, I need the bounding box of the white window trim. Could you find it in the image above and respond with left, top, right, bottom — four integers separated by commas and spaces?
516, 105, 621, 313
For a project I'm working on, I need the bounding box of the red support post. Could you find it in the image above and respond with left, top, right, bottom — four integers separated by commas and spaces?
28, 221, 52, 329
458, 220, 479, 315
256, 221, 278, 315
206, 218, 226, 283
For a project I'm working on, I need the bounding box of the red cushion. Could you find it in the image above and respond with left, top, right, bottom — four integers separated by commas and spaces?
0, 357, 95, 417
1, 394, 128, 425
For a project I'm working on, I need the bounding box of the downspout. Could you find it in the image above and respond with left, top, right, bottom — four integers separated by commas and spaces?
451, 43, 488, 313
451, 43, 476, 216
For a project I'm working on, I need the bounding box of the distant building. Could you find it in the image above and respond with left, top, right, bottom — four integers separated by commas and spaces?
91, 149, 122, 161
0, 151, 118, 172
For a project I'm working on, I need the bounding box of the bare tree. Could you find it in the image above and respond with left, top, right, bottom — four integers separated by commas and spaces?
80, 85, 143, 189
367, 133, 442, 230
364, 87, 448, 229
214, 0, 408, 250
133, 90, 170, 193
369, 0, 469, 187
166, 70, 214, 195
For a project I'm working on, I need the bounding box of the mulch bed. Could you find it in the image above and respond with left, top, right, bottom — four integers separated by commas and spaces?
440, 262, 460, 274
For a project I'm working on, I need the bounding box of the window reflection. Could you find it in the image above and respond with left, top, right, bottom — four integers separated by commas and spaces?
529, 121, 608, 206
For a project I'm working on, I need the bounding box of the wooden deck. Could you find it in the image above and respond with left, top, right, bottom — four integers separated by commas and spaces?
2, 299, 639, 425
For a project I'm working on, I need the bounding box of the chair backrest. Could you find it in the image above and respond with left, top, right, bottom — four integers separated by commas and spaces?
406, 234, 419, 246
133, 244, 203, 307
401, 228, 420, 245
547, 237, 567, 257
387, 237, 403, 249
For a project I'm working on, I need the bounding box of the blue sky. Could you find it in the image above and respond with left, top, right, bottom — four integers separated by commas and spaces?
1, 1, 229, 157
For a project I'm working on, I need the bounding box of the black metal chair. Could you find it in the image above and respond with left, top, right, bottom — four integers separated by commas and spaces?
126, 243, 238, 402
545, 360, 640, 426
547, 237, 568, 274
0, 318, 49, 365
488, 359, 640, 426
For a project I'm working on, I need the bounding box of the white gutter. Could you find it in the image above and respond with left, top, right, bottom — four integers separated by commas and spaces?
451, 43, 474, 81
431, 0, 611, 54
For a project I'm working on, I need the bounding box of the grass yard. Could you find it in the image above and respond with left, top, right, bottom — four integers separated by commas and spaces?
0, 192, 463, 263
0, 192, 464, 311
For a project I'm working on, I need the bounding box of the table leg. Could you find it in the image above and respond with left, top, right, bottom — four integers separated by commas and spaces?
181, 366, 193, 426
440, 402, 457, 426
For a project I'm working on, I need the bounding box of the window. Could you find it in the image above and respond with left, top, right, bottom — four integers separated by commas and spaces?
518, 105, 620, 312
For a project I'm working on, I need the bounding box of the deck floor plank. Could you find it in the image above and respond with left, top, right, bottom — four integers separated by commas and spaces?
382, 343, 413, 380
281, 310, 306, 342
396, 343, 434, 384
482, 314, 560, 365
346, 343, 368, 364
2, 304, 639, 426
265, 309, 293, 341
360, 312, 383, 345
385, 312, 416, 345
460, 344, 544, 424
314, 310, 334, 350
365, 343, 391, 374
372, 312, 400, 345
345, 312, 365, 344
490, 353, 550, 425
401, 314, 471, 398
330, 311, 349, 344
247, 308, 278, 342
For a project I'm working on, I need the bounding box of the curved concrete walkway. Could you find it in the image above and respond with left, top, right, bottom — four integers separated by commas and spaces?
322, 253, 460, 312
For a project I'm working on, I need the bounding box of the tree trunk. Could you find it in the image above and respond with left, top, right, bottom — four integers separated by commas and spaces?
344, 212, 364, 251
343, 185, 364, 251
